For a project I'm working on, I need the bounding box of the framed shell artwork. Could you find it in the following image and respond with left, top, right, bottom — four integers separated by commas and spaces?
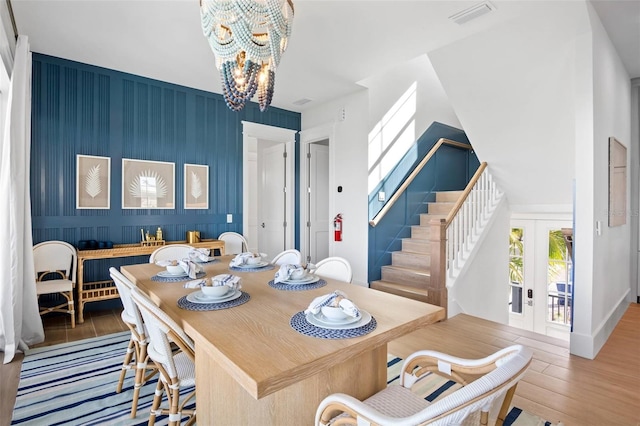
122, 159, 175, 209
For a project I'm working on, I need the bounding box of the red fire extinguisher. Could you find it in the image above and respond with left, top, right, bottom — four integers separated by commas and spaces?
334, 214, 343, 241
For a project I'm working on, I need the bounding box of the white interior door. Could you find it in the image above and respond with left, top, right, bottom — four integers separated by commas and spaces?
258, 143, 286, 258
242, 121, 296, 256
308, 142, 329, 263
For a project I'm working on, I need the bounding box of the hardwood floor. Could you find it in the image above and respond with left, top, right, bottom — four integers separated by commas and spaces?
2, 304, 639, 426
389, 303, 640, 426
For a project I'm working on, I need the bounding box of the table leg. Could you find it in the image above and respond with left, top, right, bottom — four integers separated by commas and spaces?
195, 344, 387, 425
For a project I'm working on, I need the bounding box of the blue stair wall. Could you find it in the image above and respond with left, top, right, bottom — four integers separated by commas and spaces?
30, 54, 301, 307
367, 122, 479, 283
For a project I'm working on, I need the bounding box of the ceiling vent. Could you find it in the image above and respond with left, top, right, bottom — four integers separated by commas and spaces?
449, 1, 496, 25
293, 98, 313, 106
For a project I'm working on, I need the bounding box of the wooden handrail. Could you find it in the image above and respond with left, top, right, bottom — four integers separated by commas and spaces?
369, 138, 472, 227
444, 162, 488, 226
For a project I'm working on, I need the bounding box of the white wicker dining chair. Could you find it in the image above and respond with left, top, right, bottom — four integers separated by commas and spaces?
149, 244, 193, 263
217, 231, 248, 255
313, 256, 353, 283
271, 249, 302, 266
315, 345, 533, 426
130, 287, 196, 426
110, 267, 158, 418
33, 240, 77, 328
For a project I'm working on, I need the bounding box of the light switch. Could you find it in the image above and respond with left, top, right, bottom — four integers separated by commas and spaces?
378, 191, 385, 202
227, 214, 233, 223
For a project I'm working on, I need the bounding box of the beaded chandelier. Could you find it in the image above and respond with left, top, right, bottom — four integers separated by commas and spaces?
200, 0, 294, 112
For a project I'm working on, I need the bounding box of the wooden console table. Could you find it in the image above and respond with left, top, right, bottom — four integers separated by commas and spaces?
76, 239, 225, 323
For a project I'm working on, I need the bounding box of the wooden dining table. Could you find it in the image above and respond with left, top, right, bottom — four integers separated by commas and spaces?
121, 256, 445, 425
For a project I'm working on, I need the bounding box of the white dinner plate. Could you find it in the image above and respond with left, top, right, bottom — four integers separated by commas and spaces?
234, 261, 270, 269
186, 290, 242, 304
282, 274, 319, 285
193, 256, 216, 263
157, 270, 188, 278
305, 310, 371, 330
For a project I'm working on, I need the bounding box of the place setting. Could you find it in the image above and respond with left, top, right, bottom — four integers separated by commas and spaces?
188, 247, 219, 264
151, 259, 206, 282
269, 264, 326, 291
290, 290, 376, 339
177, 274, 249, 311
228, 252, 275, 272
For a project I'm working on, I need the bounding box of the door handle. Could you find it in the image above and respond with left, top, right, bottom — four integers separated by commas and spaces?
261, 223, 265, 228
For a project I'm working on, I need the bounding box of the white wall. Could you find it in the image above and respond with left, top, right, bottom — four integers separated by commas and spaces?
570, 2, 632, 359
632, 78, 640, 302
428, 2, 588, 212
302, 90, 370, 286
358, 54, 461, 138
448, 200, 510, 324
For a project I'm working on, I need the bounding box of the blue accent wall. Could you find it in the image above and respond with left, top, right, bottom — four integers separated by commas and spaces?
30, 54, 300, 300
367, 123, 477, 282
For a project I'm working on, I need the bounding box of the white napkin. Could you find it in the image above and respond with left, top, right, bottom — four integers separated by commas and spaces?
229, 252, 266, 267
183, 278, 206, 289
304, 290, 360, 317
274, 264, 305, 284
210, 274, 242, 291
178, 259, 203, 279
189, 248, 213, 262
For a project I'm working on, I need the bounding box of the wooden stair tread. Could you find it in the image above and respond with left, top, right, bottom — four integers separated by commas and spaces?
382, 264, 431, 275
371, 281, 429, 296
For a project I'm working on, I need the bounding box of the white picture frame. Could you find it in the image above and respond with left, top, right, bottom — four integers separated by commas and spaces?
76, 154, 111, 209
122, 158, 175, 209
184, 163, 209, 209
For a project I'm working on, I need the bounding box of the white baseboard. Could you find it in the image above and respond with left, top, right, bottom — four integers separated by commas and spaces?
570, 289, 630, 359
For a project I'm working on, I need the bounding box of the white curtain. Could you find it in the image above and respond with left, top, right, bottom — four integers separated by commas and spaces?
0, 35, 44, 364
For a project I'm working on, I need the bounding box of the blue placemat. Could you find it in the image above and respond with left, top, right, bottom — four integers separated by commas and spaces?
151, 271, 206, 282
268, 279, 327, 291
177, 291, 250, 311
229, 264, 275, 272
290, 311, 377, 339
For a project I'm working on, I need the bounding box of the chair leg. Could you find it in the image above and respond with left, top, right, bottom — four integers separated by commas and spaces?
117, 337, 136, 394
148, 378, 164, 426
495, 384, 518, 426
132, 343, 155, 418
68, 300, 75, 328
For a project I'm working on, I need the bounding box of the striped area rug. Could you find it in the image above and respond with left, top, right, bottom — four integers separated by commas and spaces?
13, 332, 553, 425
11, 331, 194, 425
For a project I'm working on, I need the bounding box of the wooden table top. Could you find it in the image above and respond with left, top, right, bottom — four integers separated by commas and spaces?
121, 256, 445, 400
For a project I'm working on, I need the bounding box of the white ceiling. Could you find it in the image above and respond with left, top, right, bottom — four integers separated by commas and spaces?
11, 0, 640, 113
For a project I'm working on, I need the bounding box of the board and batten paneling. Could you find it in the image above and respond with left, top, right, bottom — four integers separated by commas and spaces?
30, 54, 301, 284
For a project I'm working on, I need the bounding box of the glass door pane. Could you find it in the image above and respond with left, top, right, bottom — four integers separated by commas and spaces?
509, 228, 524, 314
547, 229, 572, 326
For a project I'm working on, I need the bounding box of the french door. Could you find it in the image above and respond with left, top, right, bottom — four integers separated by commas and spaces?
509, 219, 572, 340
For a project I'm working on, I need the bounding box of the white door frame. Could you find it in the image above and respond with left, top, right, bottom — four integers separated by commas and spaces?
299, 122, 336, 263
242, 121, 297, 251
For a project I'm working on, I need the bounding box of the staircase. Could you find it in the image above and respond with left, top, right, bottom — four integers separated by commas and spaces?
370, 190, 461, 306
